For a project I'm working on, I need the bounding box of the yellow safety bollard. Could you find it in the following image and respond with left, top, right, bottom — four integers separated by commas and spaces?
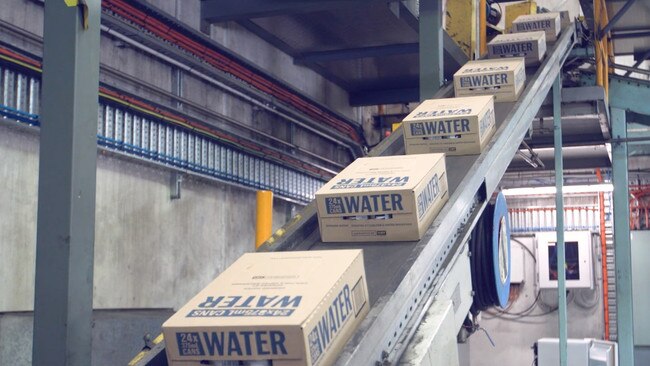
255, 190, 273, 249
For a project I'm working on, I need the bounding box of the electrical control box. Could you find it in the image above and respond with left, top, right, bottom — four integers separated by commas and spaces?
536, 338, 617, 366
535, 231, 594, 289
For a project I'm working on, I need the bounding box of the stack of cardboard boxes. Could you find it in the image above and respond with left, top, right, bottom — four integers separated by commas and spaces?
312, 11, 573, 245
160, 10, 568, 366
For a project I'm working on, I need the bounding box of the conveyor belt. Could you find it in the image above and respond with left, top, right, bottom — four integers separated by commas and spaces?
135, 24, 576, 366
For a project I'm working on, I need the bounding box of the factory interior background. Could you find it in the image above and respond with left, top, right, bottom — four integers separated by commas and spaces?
1, 0, 649, 365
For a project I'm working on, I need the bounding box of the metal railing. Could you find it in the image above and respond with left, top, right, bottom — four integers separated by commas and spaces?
508, 206, 600, 233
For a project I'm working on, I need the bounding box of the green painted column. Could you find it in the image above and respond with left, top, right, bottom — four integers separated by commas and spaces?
419, 0, 443, 101
611, 107, 635, 366
32, 1, 101, 365
553, 75, 568, 366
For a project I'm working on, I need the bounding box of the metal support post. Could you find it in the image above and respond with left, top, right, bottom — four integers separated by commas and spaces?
32, 1, 101, 366
611, 107, 635, 366
419, 0, 443, 100
553, 75, 568, 366
256, 190, 273, 249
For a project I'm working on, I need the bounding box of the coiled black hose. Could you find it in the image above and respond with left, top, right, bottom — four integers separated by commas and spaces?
470, 203, 501, 313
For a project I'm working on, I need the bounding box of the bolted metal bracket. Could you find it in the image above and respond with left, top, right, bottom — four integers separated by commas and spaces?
170, 172, 183, 200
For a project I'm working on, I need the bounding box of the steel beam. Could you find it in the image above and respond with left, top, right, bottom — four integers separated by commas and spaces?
524, 134, 607, 149
608, 76, 650, 116
32, 1, 101, 366
295, 43, 419, 64
201, 0, 399, 22
350, 87, 419, 106
611, 107, 635, 366
552, 75, 568, 366
396, 2, 468, 70
625, 50, 650, 76
508, 155, 611, 171
580, 73, 650, 116
611, 30, 650, 39
628, 111, 650, 127
419, 0, 443, 100
236, 18, 354, 89
560, 86, 606, 103
598, 0, 636, 39
610, 62, 650, 77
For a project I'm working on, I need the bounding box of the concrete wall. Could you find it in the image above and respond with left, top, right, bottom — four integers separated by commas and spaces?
0, 0, 362, 311
0, 120, 297, 363
0, 310, 174, 366
0, 123, 295, 312
467, 235, 605, 366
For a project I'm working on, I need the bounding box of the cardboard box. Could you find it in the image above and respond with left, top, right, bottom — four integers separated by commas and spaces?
315, 154, 449, 242
163, 250, 369, 366
559, 10, 571, 30
402, 96, 496, 156
453, 58, 526, 102
487, 31, 547, 66
512, 12, 561, 42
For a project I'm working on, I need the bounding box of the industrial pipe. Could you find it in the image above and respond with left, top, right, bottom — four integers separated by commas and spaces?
103, 0, 362, 142
100, 25, 360, 157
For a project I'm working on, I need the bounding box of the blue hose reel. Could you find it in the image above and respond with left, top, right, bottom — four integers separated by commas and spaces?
469, 191, 512, 312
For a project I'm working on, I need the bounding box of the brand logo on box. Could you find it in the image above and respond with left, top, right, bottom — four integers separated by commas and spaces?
410, 119, 471, 136
516, 20, 552, 32
186, 295, 302, 318
478, 109, 494, 136
308, 278, 367, 364
325, 194, 404, 215
491, 42, 533, 55
462, 66, 508, 73
331, 176, 409, 189
411, 108, 472, 118
416, 174, 441, 220
515, 67, 526, 86
459, 73, 509, 88
175, 330, 288, 358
